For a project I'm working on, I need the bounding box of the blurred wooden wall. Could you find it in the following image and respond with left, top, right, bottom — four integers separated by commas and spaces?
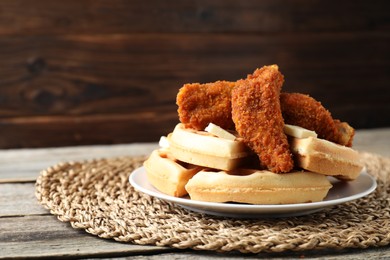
0, 0, 389, 148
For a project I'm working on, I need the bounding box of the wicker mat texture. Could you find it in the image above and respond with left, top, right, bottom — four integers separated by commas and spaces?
35, 152, 390, 253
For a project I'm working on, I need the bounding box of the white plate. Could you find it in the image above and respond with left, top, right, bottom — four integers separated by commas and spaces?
129, 167, 377, 218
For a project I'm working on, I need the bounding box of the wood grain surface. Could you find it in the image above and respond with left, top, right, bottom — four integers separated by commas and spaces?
0, 0, 388, 34
0, 0, 389, 148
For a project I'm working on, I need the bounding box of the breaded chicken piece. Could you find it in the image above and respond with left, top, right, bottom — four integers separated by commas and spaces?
176, 68, 355, 148
334, 120, 355, 147
176, 81, 235, 130
231, 65, 294, 173
280, 93, 354, 147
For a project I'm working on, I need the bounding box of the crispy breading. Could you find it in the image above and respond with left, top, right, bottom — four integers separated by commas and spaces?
231, 65, 294, 173
176, 81, 235, 130
280, 93, 354, 147
334, 120, 355, 147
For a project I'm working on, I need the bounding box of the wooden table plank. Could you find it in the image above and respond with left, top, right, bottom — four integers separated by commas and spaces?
93, 247, 390, 260
0, 215, 173, 259
1, 215, 389, 260
0, 143, 157, 182
0, 183, 48, 217
352, 128, 390, 157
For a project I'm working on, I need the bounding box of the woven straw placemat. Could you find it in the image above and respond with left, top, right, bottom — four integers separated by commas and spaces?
35, 152, 390, 253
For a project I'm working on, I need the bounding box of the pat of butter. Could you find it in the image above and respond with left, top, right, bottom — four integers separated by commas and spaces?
205, 123, 236, 141
284, 124, 317, 138
159, 136, 170, 148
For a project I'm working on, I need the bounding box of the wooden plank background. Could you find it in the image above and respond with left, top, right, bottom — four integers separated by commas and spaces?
0, 0, 389, 148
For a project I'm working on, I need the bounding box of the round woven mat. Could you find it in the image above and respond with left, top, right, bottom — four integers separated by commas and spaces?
35, 152, 390, 253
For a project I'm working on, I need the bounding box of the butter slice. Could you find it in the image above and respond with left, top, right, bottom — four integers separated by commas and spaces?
284, 124, 317, 138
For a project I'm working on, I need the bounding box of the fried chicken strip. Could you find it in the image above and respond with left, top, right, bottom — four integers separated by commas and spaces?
176, 68, 355, 148
176, 81, 235, 130
334, 120, 355, 147
280, 93, 354, 147
231, 65, 294, 173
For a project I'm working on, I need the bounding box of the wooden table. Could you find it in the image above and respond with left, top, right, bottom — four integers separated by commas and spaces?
1, 128, 390, 259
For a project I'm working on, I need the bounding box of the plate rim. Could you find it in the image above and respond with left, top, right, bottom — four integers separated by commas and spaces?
129, 166, 377, 213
